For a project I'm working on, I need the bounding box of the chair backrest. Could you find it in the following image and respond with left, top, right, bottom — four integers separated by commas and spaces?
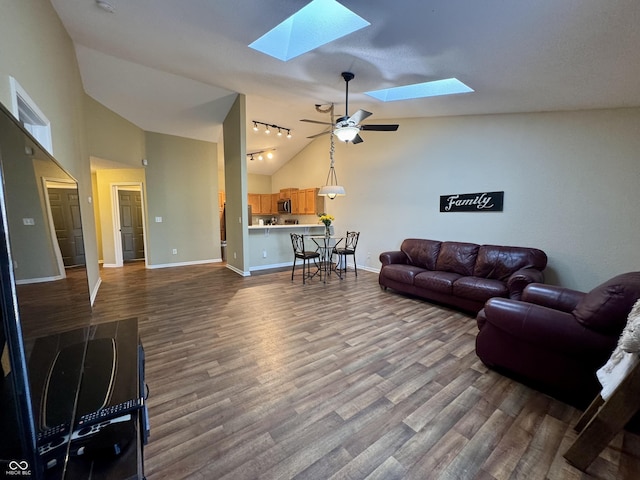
290, 233, 305, 254
345, 231, 360, 250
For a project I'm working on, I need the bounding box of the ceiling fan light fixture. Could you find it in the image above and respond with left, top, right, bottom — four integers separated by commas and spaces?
334, 125, 359, 143
95, 0, 116, 13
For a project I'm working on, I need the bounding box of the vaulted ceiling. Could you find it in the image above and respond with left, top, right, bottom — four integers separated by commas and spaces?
51, 0, 640, 175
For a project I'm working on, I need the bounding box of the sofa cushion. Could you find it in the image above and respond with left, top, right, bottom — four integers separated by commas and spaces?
572, 272, 640, 334
400, 238, 441, 270
453, 276, 508, 303
380, 264, 427, 285
414, 271, 461, 294
473, 245, 548, 281
435, 242, 479, 276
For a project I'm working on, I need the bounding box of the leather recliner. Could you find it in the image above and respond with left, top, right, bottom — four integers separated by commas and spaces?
475, 272, 640, 407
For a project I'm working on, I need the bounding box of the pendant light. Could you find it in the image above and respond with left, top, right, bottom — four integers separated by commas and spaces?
318, 105, 346, 200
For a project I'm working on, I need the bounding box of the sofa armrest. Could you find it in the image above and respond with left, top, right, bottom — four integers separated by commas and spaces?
522, 283, 585, 313
379, 250, 408, 266
506, 267, 545, 300
482, 298, 615, 356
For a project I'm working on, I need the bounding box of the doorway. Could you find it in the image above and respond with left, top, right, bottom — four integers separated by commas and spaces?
111, 184, 147, 267
118, 189, 145, 262
47, 187, 85, 267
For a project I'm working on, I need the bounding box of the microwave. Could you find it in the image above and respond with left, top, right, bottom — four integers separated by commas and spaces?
277, 199, 291, 214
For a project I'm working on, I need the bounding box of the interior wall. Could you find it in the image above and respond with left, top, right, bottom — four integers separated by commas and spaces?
84, 95, 145, 166
247, 174, 272, 193
223, 94, 249, 275
274, 108, 640, 292
144, 132, 219, 267
0, 0, 99, 294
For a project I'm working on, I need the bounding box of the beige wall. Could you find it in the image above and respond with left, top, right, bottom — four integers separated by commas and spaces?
274, 108, 640, 291
247, 174, 272, 193
144, 132, 219, 266
0, 0, 100, 294
84, 95, 145, 167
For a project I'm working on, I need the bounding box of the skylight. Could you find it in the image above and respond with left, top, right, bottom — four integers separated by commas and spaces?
248, 0, 370, 61
365, 78, 474, 102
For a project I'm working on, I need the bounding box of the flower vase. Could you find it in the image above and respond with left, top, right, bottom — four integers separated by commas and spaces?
325, 225, 331, 238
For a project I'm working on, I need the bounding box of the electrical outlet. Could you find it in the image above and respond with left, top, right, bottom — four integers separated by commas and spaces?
172, 248, 178, 255
233, 252, 237, 259
263, 250, 267, 258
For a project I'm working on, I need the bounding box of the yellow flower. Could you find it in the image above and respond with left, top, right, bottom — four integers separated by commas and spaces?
318, 213, 335, 226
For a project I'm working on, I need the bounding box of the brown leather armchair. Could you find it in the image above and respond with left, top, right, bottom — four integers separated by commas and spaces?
475, 272, 640, 407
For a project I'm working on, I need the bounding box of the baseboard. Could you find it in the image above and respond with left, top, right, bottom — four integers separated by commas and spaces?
146, 259, 221, 269
90, 276, 102, 306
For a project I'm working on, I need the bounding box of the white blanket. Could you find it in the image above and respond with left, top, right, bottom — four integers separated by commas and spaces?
596, 299, 640, 400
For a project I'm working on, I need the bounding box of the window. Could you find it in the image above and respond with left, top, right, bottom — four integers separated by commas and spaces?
9, 76, 52, 154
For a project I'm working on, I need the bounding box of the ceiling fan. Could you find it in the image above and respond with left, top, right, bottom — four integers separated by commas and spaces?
301, 72, 399, 144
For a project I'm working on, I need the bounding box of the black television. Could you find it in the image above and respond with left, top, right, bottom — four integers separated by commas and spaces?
0, 101, 93, 479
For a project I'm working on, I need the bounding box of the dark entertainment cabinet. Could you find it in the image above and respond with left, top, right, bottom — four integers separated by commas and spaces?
33, 319, 149, 479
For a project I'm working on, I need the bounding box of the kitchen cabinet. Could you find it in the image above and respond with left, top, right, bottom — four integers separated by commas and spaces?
290, 190, 300, 214
304, 188, 319, 214
297, 189, 307, 214
260, 194, 272, 214
279, 188, 299, 200
248, 193, 260, 214
247, 187, 323, 216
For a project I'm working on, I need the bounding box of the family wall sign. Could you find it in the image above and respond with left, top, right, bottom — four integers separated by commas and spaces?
440, 191, 504, 212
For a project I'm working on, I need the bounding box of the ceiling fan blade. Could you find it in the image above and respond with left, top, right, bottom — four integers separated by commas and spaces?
352, 134, 364, 144
348, 109, 372, 125
300, 119, 334, 126
360, 124, 399, 131
307, 130, 330, 139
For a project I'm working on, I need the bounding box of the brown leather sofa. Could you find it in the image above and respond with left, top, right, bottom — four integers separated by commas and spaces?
379, 239, 547, 313
476, 272, 640, 407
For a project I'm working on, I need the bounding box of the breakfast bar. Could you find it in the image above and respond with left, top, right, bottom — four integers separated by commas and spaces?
248, 223, 325, 271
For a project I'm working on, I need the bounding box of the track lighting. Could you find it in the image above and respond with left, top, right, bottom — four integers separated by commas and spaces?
247, 149, 276, 162
251, 121, 292, 138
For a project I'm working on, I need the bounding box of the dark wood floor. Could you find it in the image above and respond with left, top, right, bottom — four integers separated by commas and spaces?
90, 262, 640, 480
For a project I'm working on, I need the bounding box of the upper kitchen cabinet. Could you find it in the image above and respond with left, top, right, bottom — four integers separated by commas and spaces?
248, 193, 260, 214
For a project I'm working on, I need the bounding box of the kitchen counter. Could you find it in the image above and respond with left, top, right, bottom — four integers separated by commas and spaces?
247, 224, 326, 271
248, 223, 325, 230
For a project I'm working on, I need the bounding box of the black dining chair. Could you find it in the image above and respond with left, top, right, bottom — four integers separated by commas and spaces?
290, 233, 321, 284
333, 231, 359, 277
